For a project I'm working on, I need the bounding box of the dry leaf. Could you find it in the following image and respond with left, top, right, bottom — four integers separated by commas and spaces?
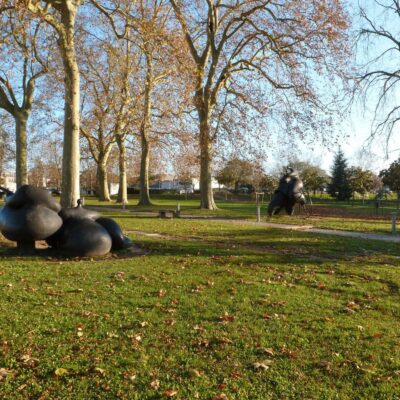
94, 367, 105, 376
150, 379, 160, 389
212, 394, 228, 400
20, 354, 39, 368
54, 367, 69, 376
163, 389, 178, 397
0, 368, 12, 380
258, 347, 274, 356
189, 369, 202, 378
252, 360, 272, 371
219, 312, 235, 323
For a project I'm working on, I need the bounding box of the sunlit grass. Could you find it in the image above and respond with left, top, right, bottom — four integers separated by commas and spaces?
0, 215, 399, 399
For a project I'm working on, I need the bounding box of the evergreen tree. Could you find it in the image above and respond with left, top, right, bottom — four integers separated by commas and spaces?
328, 149, 352, 200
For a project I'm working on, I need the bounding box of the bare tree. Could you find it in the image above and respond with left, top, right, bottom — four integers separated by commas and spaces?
91, 0, 193, 206
79, 31, 134, 202
357, 0, 400, 148
0, 8, 47, 187
169, 0, 350, 209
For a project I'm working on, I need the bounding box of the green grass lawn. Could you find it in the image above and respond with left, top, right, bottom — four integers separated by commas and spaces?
85, 194, 399, 236
0, 214, 399, 399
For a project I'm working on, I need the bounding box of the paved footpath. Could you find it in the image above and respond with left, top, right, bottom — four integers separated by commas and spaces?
89, 207, 400, 243
204, 218, 400, 243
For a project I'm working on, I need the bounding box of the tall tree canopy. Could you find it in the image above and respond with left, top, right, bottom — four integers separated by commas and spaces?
169, 0, 350, 209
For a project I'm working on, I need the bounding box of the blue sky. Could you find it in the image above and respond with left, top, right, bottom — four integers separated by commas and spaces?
265, 0, 400, 175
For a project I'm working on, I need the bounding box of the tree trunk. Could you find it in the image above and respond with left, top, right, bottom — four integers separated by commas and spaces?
96, 158, 110, 202
138, 129, 152, 206
60, 8, 80, 208
15, 112, 29, 187
198, 107, 217, 210
138, 52, 153, 206
116, 135, 128, 204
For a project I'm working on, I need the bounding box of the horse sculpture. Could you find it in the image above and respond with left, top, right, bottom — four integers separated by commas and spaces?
267, 167, 306, 216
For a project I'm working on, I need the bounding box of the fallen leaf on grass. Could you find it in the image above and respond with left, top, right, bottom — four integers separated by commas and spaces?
54, 367, 69, 377
0, 368, 12, 380
219, 312, 235, 323
20, 354, 39, 368
356, 364, 376, 374
280, 347, 299, 358
123, 371, 136, 381
257, 347, 275, 356
150, 379, 160, 389
212, 394, 228, 400
189, 369, 202, 378
158, 289, 167, 297
217, 336, 234, 345
163, 389, 178, 397
94, 367, 105, 376
318, 361, 332, 372
253, 360, 273, 371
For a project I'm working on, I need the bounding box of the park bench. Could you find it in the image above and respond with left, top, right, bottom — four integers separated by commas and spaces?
158, 209, 181, 218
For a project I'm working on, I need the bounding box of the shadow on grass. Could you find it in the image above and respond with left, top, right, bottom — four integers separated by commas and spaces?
134, 225, 400, 263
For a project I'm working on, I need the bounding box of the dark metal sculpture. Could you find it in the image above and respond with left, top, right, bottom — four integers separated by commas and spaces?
267, 167, 306, 216
0, 185, 62, 251
0, 185, 132, 256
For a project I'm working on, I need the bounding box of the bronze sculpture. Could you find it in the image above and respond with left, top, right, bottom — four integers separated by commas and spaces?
267, 167, 306, 216
0, 185, 131, 256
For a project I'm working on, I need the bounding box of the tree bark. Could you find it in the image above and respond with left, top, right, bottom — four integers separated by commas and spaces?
138, 52, 153, 206
138, 128, 152, 206
116, 135, 128, 204
96, 158, 110, 201
15, 111, 29, 187
59, 7, 80, 208
198, 106, 217, 210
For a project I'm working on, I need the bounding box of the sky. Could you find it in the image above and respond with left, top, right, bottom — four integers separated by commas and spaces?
266, 0, 400, 175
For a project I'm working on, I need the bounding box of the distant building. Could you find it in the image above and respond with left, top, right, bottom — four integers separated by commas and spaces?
150, 176, 220, 192
1, 171, 16, 192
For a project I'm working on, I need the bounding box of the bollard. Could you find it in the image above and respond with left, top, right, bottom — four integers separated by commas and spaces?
256, 205, 261, 222
391, 212, 397, 235
177, 202, 181, 212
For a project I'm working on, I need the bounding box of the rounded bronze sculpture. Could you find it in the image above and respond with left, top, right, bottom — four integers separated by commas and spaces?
0, 185, 132, 256
0, 185, 62, 251
268, 167, 306, 216
47, 200, 132, 256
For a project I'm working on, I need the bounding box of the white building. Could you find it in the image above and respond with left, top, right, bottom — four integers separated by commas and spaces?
2, 171, 16, 192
